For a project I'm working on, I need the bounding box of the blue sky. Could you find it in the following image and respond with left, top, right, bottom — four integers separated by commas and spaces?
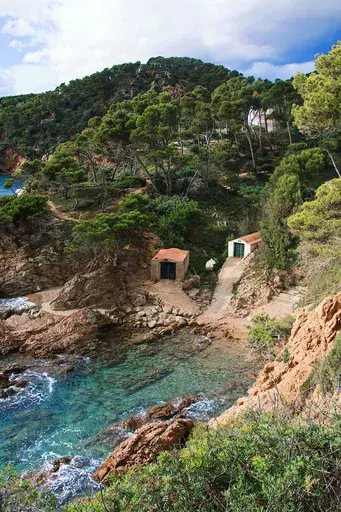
0, 0, 341, 97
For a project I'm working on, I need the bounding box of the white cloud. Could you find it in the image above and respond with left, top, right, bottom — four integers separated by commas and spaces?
243, 61, 316, 80
2, 17, 36, 36
0, 0, 340, 95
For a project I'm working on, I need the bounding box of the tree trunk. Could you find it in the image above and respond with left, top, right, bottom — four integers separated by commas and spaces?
234, 133, 240, 153
264, 112, 273, 150
245, 126, 256, 169
186, 171, 199, 196
258, 110, 263, 152
286, 121, 293, 145
325, 149, 341, 178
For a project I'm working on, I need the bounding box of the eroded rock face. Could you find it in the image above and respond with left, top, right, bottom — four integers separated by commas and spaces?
211, 293, 341, 426
0, 218, 77, 297
0, 147, 27, 174
94, 418, 194, 481
51, 265, 128, 311
1, 309, 111, 358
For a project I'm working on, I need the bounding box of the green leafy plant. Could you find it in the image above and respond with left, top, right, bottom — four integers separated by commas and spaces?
247, 313, 294, 352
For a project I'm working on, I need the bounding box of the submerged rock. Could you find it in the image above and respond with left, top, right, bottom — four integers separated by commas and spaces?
94, 418, 194, 481
0, 365, 28, 399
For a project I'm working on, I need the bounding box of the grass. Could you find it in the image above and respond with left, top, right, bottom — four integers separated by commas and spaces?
305, 257, 341, 307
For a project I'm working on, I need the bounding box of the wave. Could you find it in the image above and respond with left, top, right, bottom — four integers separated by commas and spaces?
0, 371, 56, 412
39, 455, 101, 506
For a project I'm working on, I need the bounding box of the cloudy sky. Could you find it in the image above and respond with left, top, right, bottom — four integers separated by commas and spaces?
0, 0, 340, 96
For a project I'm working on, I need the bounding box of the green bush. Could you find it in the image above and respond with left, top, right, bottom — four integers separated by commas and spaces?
0, 467, 57, 512
303, 333, 341, 395
153, 195, 202, 248
247, 313, 294, 352
0, 194, 47, 224
305, 257, 341, 306
67, 412, 341, 512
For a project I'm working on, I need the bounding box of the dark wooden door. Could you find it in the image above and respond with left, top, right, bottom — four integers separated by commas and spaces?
161, 262, 176, 280
233, 242, 245, 258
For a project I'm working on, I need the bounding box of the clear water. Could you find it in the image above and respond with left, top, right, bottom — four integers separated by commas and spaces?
0, 330, 259, 502
0, 173, 24, 196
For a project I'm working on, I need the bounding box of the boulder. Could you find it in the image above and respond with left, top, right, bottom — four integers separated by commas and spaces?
1, 309, 112, 358
94, 418, 194, 481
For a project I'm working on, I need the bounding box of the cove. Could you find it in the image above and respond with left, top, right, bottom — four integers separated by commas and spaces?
0, 173, 24, 196
0, 329, 259, 503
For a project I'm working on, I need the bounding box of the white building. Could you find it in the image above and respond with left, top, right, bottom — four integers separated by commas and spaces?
228, 232, 262, 259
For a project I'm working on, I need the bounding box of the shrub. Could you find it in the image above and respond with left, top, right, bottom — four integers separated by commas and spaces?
303, 333, 341, 395
0, 467, 57, 512
0, 194, 47, 224
305, 257, 341, 306
153, 195, 202, 248
247, 313, 294, 352
67, 412, 341, 512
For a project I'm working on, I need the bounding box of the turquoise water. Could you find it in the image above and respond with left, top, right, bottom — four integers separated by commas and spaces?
0, 330, 258, 502
0, 173, 24, 196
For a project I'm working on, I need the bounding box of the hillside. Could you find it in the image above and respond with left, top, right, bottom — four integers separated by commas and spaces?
0, 56, 238, 170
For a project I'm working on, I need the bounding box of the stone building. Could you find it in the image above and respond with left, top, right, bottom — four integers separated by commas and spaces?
228, 232, 261, 259
151, 248, 190, 281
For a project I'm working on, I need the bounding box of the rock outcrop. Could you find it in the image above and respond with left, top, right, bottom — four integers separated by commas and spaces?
0, 147, 27, 174
0, 217, 77, 297
1, 309, 111, 358
211, 293, 341, 426
94, 418, 194, 482
51, 265, 129, 310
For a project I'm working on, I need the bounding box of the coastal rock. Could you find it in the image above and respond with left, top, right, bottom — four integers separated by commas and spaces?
0, 365, 28, 398
1, 309, 112, 358
211, 293, 341, 426
0, 219, 79, 298
94, 418, 194, 481
51, 265, 128, 310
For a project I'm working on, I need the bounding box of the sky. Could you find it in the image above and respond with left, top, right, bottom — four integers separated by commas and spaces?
0, 0, 340, 97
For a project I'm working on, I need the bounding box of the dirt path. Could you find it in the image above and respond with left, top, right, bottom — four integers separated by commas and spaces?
47, 200, 80, 223
197, 258, 244, 327
149, 280, 200, 316
197, 257, 306, 339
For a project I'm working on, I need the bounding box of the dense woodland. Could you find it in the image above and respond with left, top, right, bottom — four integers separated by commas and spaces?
1, 48, 341, 275
1, 44, 341, 512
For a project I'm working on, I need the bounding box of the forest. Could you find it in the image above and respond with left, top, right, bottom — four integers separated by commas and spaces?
1, 47, 341, 276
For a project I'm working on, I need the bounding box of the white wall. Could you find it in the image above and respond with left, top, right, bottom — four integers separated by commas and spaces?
228, 239, 252, 258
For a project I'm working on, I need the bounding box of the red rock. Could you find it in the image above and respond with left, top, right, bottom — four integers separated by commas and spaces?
94, 418, 194, 482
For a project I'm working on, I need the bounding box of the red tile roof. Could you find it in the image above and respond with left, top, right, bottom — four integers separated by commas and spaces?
153, 248, 189, 262
238, 232, 262, 245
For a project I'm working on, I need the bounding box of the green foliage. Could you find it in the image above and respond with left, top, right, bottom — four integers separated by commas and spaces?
247, 313, 294, 352
0, 467, 57, 512
0, 194, 47, 224
67, 412, 341, 512
153, 195, 202, 247
303, 334, 341, 395
288, 179, 341, 255
261, 173, 300, 269
0, 57, 235, 158
69, 210, 149, 256
293, 42, 341, 140
118, 193, 150, 213
305, 257, 341, 306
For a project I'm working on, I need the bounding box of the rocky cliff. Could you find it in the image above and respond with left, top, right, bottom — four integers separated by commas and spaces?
0, 216, 77, 297
211, 293, 341, 426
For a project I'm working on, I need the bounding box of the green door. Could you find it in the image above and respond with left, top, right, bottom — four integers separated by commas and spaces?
233, 242, 245, 258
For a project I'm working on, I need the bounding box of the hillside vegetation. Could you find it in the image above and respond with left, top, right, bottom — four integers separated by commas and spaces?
1, 43, 341, 512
